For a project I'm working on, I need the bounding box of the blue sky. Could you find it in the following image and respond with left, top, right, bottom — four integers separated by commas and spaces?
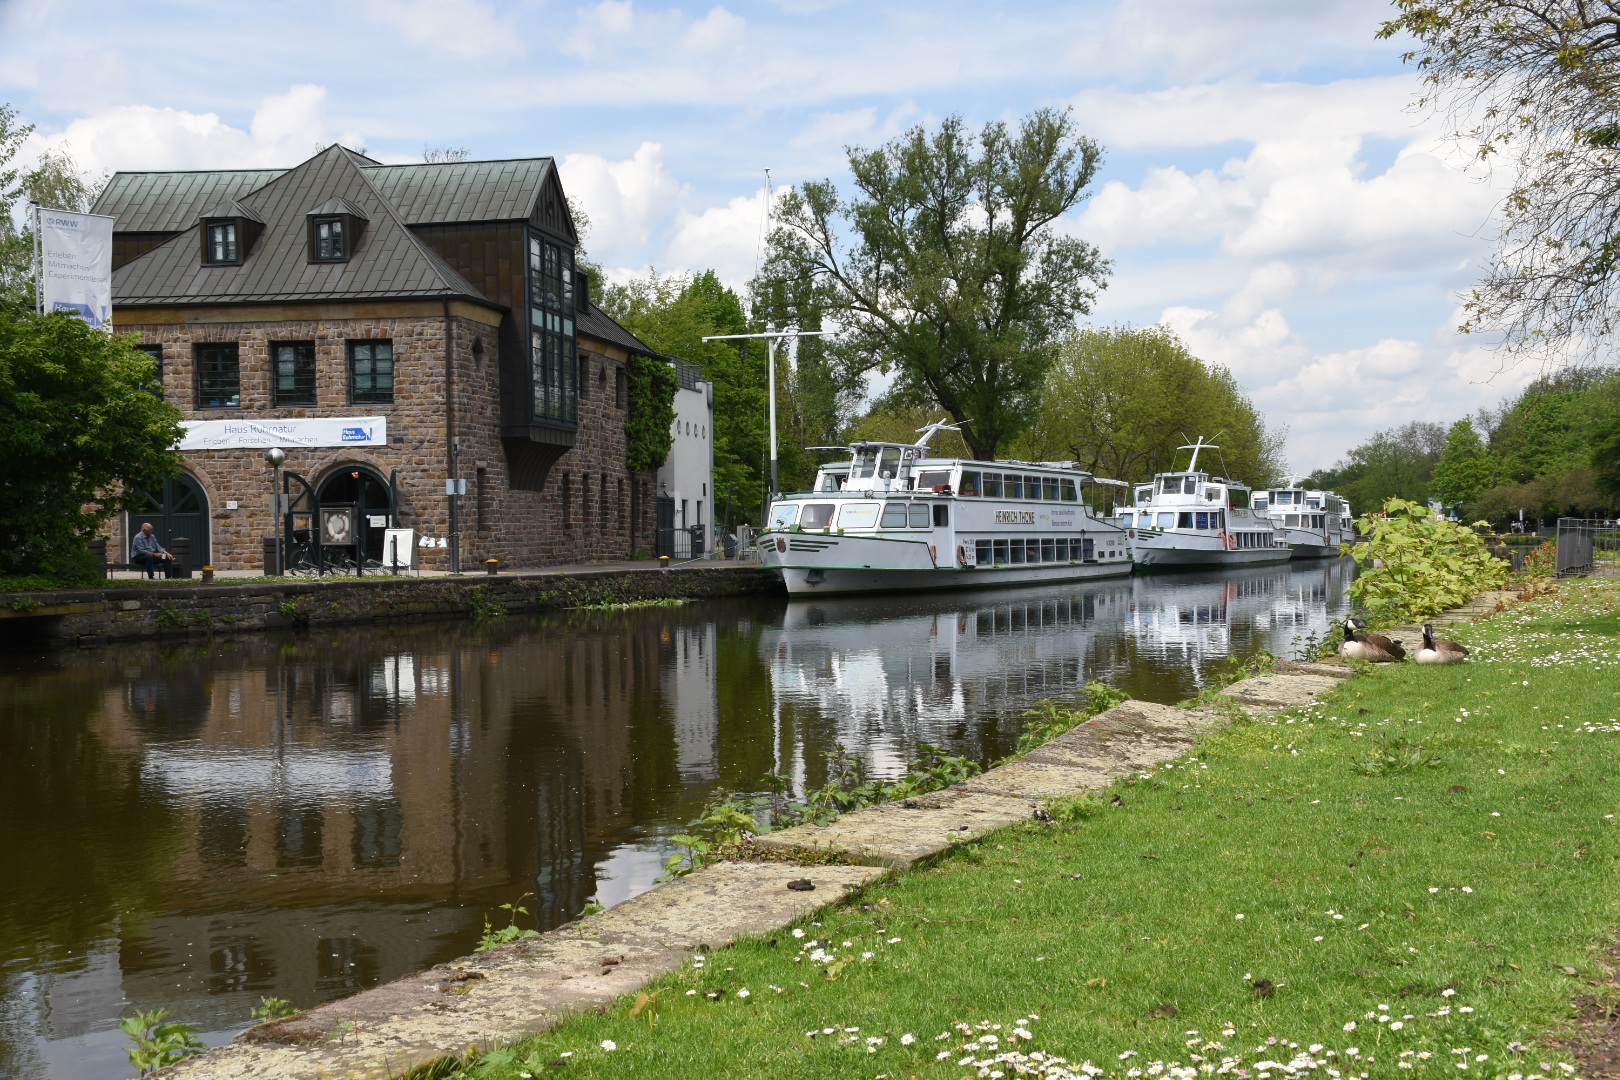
0, 0, 1531, 472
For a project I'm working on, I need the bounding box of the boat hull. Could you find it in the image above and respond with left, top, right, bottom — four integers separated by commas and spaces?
1131, 543, 1291, 569
773, 560, 1134, 595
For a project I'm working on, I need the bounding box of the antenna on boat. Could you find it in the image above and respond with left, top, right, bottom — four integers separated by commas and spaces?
1176, 435, 1220, 473
914, 417, 968, 449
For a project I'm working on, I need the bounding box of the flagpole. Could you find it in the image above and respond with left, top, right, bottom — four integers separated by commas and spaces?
700, 328, 832, 502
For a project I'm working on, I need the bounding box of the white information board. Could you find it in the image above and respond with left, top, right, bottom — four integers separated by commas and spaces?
38, 208, 114, 328
382, 528, 416, 570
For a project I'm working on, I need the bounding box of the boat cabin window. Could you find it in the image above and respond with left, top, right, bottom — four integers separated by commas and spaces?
800, 503, 835, 529
915, 470, 951, 491
1005, 476, 1023, 499
1230, 489, 1250, 509
1060, 479, 1078, 502
853, 447, 877, 480
878, 447, 901, 479
880, 503, 909, 528
838, 502, 880, 529
816, 471, 847, 492
1184, 476, 1199, 495
910, 504, 931, 528
1204, 485, 1224, 502
933, 504, 949, 527
768, 502, 799, 529
1042, 477, 1059, 500
1285, 513, 1300, 526
1178, 512, 1193, 529
982, 473, 1002, 497
1136, 486, 1152, 505
1117, 512, 1133, 528
1253, 497, 1268, 510
1157, 512, 1175, 528
959, 471, 980, 496
1018, 476, 1037, 500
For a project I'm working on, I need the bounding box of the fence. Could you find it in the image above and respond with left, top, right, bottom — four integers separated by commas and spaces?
1555, 518, 1620, 577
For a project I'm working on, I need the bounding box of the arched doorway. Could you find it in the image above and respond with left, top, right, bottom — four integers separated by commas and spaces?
316, 466, 393, 565
127, 474, 210, 565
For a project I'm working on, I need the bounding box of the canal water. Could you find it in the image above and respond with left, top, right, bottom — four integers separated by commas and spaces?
0, 560, 1352, 1080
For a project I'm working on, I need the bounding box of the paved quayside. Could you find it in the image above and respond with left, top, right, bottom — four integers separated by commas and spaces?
160, 628, 1492, 1079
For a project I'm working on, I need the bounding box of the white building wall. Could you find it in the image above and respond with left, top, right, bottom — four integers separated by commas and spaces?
657, 367, 716, 547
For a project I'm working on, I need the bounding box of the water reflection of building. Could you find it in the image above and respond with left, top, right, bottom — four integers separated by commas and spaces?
664, 623, 720, 787
41, 617, 686, 1048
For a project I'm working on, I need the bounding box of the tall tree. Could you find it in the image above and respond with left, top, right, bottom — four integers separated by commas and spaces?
599, 271, 770, 521
1310, 421, 1449, 512
1379, 2, 1620, 359
0, 309, 184, 585
1429, 417, 1504, 509
1011, 325, 1284, 486
759, 108, 1109, 460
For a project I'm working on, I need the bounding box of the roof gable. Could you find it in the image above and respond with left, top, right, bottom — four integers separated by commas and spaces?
112, 145, 489, 306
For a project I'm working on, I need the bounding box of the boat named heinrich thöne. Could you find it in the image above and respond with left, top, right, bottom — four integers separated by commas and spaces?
1253, 482, 1354, 558
1116, 438, 1291, 569
759, 423, 1134, 595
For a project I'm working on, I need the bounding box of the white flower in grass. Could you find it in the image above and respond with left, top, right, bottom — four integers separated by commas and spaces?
887, 936, 902, 943
1442, 988, 1457, 997
901, 1033, 915, 1045
1459, 1006, 1475, 1013
1462, 887, 1474, 893
735, 988, 750, 998
792, 928, 805, 938
937, 1050, 952, 1060
685, 989, 696, 996
1345, 1022, 1357, 1032
1236, 914, 1245, 920
1391, 1022, 1405, 1031
600, 1040, 617, 1051
1431, 887, 1440, 893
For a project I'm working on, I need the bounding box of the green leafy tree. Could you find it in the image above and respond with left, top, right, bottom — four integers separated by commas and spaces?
1379, 2, 1620, 360
0, 309, 184, 585
1348, 498, 1507, 623
1310, 421, 1448, 512
760, 108, 1109, 461
1592, 412, 1620, 502
602, 270, 771, 521
1429, 417, 1503, 510
1011, 324, 1283, 486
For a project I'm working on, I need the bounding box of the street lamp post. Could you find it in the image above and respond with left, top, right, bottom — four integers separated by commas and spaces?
700, 327, 832, 500
265, 447, 287, 576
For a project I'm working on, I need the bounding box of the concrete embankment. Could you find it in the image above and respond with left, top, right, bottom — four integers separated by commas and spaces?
0, 564, 783, 648
155, 660, 1377, 1080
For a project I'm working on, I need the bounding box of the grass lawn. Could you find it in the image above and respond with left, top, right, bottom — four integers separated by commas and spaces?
438, 581, 1620, 1080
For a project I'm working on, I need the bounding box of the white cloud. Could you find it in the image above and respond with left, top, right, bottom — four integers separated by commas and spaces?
559, 142, 684, 265
359, 0, 519, 60
663, 188, 776, 290
23, 84, 363, 174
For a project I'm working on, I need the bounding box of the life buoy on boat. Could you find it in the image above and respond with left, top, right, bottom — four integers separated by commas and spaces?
1223, 531, 1236, 550
929, 544, 938, 567
958, 543, 975, 568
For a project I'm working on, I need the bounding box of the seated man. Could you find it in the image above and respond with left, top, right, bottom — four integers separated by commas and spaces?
130, 522, 173, 578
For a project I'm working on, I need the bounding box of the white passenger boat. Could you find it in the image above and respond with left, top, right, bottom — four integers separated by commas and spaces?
759, 425, 1135, 596
1115, 439, 1291, 569
1253, 483, 1354, 558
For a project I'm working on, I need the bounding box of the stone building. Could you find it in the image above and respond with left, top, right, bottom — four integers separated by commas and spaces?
656, 361, 716, 554
94, 145, 664, 571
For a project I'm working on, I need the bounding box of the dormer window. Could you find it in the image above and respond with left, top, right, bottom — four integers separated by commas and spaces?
305, 197, 368, 264
196, 199, 262, 266
314, 217, 345, 260
208, 222, 238, 263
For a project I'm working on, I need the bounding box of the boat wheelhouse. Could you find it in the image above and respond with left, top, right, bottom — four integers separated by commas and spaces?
759, 425, 1134, 595
1252, 485, 1353, 558
1117, 439, 1290, 569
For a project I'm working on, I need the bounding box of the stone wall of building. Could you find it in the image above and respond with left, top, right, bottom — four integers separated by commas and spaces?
108, 306, 660, 571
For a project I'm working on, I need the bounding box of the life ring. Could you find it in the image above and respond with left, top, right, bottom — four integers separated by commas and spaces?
1223, 531, 1236, 550
929, 544, 938, 567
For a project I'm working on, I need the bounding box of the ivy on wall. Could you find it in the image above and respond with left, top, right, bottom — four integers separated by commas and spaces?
626, 354, 678, 472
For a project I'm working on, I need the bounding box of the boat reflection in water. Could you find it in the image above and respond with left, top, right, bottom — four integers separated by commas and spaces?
758, 558, 1354, 787
0, 559, 1350, 1080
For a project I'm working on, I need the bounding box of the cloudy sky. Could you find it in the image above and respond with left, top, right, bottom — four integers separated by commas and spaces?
0, 0, 1533, 472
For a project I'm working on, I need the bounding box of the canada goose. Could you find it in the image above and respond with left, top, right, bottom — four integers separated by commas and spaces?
1340, 617, 1406, 663
1415, 623, 1468, 665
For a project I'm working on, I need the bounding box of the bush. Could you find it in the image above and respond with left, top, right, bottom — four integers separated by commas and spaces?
1348, 498, 1507, 623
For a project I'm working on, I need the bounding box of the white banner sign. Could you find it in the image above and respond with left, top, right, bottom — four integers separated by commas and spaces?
38, 208, 114, 328
178, 416, 388, 450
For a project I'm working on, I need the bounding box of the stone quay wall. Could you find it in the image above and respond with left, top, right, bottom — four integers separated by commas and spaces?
0, 567, 784, 649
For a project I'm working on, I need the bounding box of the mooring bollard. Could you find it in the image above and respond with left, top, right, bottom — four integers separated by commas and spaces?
659, 555, 670, 569
200, 565, 215, 584
485, 558, 499, 576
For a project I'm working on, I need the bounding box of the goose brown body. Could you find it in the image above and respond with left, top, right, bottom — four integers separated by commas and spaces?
1415, 623, 1468, 665
1340, 617, 1406, 663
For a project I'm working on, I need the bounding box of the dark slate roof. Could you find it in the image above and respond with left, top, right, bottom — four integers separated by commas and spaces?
95, 169, 286, 232
673, 361, 703, 391
305, 195, 368, 219
362, 159, 554, 224
577, 302, 657, 357
198, 198, 263, 223
111, 146, 487, 307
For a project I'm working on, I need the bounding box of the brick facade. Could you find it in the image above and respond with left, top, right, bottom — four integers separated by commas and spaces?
108, 304, 659, 572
